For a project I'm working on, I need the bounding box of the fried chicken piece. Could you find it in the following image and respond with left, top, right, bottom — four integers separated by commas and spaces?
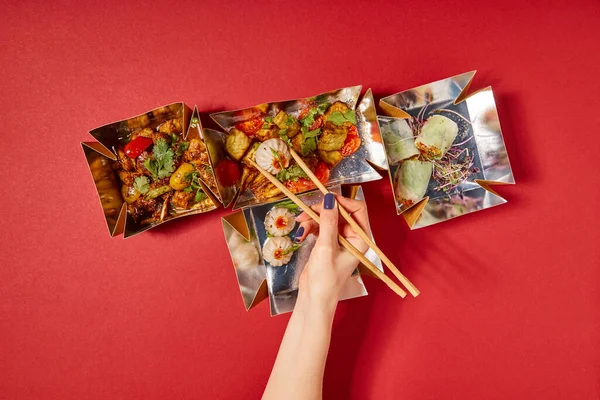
184, 138, 210, 164
318, 123, 348, 151
170, 190, 195, 209
158, 118, 183, 134
323, 101, 350, 123
254, 124, 280, 142
273, 110, 300, 138
225, 129, 252, 161
317, 149, 343, 168
116, 146, 135, 171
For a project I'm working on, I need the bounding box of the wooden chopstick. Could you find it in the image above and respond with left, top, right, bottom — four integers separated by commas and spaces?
247, 158, 407, 298
288, 148, 420, 297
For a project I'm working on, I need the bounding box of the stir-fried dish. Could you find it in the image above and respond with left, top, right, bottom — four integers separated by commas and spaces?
225, 101, 361, 201
114, 118, 215, 225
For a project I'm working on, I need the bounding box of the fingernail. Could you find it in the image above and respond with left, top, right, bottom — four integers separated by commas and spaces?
294, 226, 305, 243
324, 193, 335, 210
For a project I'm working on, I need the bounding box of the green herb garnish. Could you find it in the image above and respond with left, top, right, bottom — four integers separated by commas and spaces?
282, 243, 302, 255
317, 102, 330, 114
133, 176, 150, 194
300, 108, 319, 129
327, 110, 357, 126
142, 138, 176, 180
176, 141, 190, 157
286, 115, 296, 127
274, 199, 301, 214
275, 165, 308, 182
183, 170, 208, 204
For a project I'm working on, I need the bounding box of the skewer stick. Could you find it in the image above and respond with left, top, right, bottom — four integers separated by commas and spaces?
288, 148, 420, 297
247, 158, 407, 298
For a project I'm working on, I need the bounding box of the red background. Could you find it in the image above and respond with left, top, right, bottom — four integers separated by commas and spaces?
1, 0, 599, 398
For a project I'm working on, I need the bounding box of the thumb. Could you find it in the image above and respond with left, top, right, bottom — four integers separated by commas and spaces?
315, 193, 339, 249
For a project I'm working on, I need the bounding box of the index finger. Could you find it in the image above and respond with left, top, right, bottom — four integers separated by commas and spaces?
334, 195, 371, 236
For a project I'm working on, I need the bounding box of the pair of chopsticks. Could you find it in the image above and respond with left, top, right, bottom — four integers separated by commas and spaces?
247, 148, 419, 298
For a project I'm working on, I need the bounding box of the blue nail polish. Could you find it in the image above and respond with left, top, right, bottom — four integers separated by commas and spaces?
324, 193, 335, 210
294, 226, 304, 243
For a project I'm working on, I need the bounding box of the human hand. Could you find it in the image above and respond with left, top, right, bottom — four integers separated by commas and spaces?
294, 193, 371, 310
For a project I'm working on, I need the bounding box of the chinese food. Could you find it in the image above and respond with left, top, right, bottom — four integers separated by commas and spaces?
229, 232, 260, 271
113, 117, 215, 225
414, 115, 458, 160
264, 207, 296, 237
393, 160, 433, 208
381, 118, 420, 164
255, 138, 291, 174
224, 101, 361, 201
382, 110, 478, 209
262, 236, 295, 267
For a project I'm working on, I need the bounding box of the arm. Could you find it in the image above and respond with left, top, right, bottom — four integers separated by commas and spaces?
262, 194, 371, 400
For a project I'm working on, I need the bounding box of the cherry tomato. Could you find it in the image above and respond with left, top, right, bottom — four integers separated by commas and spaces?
235, 116, 263, 136
124, 136, 153, 158
340, 126, 361, 156
313, 161, 330, 183
215, 159, 240, 187
283, 162, 330, 194
309, 115, 323, 131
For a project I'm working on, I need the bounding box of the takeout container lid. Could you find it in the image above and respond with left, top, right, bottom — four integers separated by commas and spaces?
82, 102, 220, 238
379, 71, 515, 229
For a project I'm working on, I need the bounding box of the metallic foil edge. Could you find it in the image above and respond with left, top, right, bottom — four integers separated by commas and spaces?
222, 210, 268, 310
85, 102, 219, 238
378, 72, 514, 228
223, 185, 380, 316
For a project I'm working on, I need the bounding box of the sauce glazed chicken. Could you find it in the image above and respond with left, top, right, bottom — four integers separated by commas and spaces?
114, 118, 216, 225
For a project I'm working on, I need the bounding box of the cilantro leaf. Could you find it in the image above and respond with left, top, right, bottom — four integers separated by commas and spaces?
303, 127, 321, 139
300, 108, 319, 129
343, 109, 357, 124
328, 110, 357, 126
195, 190, 207, 202
316, 102, 330, 114
301, 137, 317, 156
286, 115, 296, 127
143, 138, 176, 180
275, 164, 308, 182
327, 111, 346, 125
133, 176, 150, 194
176, 141, 189, 157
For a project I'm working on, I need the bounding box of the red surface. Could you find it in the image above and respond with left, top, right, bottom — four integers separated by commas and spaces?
1, 1, 599, 399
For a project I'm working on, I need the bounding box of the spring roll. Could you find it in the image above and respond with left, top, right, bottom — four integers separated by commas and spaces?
415, 115, 458, 159
380, 118, 420, 164
393, 159, 433, 208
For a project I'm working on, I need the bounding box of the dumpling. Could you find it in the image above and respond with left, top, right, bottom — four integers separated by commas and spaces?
229, 232, 260, 271
264, 207, 296, 237
255, 138, 291, 174
262, 237, 294, 267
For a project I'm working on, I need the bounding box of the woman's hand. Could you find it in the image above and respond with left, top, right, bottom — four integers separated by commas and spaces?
263, 193, 371, 400
294, 193, 371, 311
